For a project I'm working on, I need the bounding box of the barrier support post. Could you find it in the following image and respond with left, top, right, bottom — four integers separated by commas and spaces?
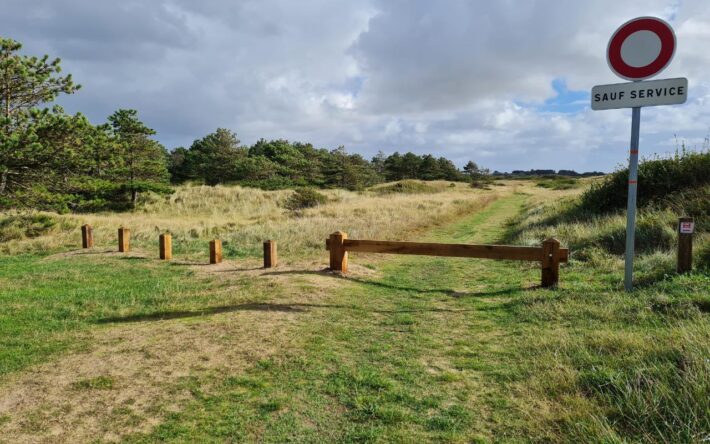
541, 238, 560, 288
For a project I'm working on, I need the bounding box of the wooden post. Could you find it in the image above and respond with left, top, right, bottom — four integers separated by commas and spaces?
118, 227, 130, 253
159, 233, 172, 260
677, 217, 694, 273
329, 231, 348, 273
210, 239, 222, 264
541, 238, 560, 288
81, 224, 94, 249
263, 240, 277, 268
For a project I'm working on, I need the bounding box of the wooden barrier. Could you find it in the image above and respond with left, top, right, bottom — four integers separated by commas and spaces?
326, 232, 568, 288
210, 239, 222, 264
159, 233, 172, 260
677, 216, 694, 273
263, 240, 277, 268
118, 227, 130, 253
81, 224, 94, 249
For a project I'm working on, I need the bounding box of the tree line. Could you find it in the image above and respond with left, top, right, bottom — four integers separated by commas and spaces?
0, 37, 486, 213
492, 169, 605, 177
168, 131, 471, 190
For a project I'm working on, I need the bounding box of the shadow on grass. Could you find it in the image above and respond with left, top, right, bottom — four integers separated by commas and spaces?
117, 256, 149, 262
96, 301, 482, 325
168, 261, 263, 271
210, 266, 264, 272
63, 249, 117, 255
96, 302, 311, 324
262, 269, 528, 298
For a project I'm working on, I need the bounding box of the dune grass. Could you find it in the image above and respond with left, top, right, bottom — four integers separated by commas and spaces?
0, 181, 501, 260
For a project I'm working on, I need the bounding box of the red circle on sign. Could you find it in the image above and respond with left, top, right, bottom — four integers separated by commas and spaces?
607, 17, 676, 80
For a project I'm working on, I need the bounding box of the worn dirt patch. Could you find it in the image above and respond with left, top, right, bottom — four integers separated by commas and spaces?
191, 258, 382, 292
0, 310, 297, 443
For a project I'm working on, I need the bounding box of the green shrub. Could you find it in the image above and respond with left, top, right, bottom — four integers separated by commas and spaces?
283, 188, 327, 211
579, 148, 710, 214
659, 185, 710, 232
588, 212, 676, 255
374, 180, 438, 194
0, 213, 57, 242
536, 177, 579, 190
240, 176, 298, 191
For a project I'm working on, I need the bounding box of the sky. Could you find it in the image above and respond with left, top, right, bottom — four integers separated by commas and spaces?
2, 0, 709, 172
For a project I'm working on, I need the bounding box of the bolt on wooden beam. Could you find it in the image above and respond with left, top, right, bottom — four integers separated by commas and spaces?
159, 233, 172, 260
209, 239, 222, 264
81, 224, 94, 249
118, 227, 130, 253
263, 240, 277, 268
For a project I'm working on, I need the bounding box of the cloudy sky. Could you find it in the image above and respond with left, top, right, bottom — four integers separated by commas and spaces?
3, 0, 709, 172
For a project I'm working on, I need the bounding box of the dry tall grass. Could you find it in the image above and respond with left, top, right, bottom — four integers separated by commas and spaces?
2, 181, 529, 260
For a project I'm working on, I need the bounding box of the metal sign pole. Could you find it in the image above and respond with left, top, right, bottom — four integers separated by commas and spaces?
624, 106, 641, 291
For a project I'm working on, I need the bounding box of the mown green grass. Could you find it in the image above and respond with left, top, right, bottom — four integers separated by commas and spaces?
0, 253, 243, 377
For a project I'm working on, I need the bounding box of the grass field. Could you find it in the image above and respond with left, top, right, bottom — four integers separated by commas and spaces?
0, 181, 708, 442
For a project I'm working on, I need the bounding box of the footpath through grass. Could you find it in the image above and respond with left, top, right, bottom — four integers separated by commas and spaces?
130, 194, 551, 442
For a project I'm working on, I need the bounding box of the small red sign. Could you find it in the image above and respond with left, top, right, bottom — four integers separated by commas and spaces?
607, 17, 676, 81
680, 221, 694, 234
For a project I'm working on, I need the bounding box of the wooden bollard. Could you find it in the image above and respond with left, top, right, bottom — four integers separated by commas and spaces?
118, 227, 130, 253
263, 240, 277, 268
677, 217, 694, 273
209, 239, 222, 264
541, 238, 560, 288
81, 224, 94, 248
159, 233, 172, 260
329, 231, 348, 273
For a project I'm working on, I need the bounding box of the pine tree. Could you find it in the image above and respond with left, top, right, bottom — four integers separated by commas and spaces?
107, 109, 169, 206
0, 37, 79, 195
371, 150, 387, 180
188, 128, 245, 185
418, 154, 441, 180
463, 160, 480, 177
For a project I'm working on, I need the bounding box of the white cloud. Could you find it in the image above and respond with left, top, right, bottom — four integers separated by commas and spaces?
1, 0, 708, 172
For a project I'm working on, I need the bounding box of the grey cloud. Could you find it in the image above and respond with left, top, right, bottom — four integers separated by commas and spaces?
0, 0, 707, 173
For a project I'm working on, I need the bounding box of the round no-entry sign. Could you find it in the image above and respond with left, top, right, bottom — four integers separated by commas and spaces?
607, 16, 676, 81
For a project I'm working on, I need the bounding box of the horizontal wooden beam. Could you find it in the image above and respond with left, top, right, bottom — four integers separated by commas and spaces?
326, 238, 568, 262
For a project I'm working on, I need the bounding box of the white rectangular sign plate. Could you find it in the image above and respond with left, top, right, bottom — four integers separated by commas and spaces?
680, 221, 695, 234
591, 77, 688, 110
